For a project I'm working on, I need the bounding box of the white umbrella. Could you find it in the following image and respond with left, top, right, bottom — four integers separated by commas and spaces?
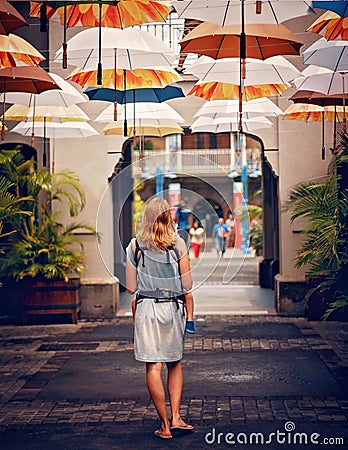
191, 115, 273, 133
302, 38, 348, 72
5, 103, 90, 121
172, 0, 316, 26
187, 55, 301, 85
54, 28, 176, 72
11, 121, 99, 139
0, 72, 87, 106
95, 102, 184, 123
194, 98, 282, 119
293, 72, 348, 96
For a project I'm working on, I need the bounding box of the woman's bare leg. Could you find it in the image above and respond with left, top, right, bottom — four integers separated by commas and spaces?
166, 361, 192, 428
146, 362, 171, 437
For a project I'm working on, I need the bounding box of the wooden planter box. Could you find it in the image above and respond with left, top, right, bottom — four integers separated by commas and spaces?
21, 278, 81, 325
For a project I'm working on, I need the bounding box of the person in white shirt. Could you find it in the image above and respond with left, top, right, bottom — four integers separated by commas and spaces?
189, 220, 205, 258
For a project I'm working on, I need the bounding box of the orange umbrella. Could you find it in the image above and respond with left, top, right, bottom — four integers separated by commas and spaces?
0, 34, 45, 68
0, 1, 28, 35
188, 81, 289, 101
308, 11, 348, 40
30, 0, 171, 28
283, 103, 345, 159
68, 67, 181, 89
180, 22, 303, 60
30, 0, 171, 71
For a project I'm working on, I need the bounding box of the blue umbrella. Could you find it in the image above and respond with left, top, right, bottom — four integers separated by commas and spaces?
85, 84, 185, 104
313, 1, 348, 17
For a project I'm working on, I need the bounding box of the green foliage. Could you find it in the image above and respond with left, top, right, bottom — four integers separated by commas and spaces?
248, 204, 263, 256
285, 133, 348, 319
133, 139, 154, 151
0, 149, 98, 282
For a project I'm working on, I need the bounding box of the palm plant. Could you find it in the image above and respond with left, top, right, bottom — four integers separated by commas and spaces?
285, 133, 348, 319
0, 149, 97, 282
248, 204, 263, 256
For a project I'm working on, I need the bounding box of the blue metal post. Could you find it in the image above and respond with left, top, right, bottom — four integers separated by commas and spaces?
240, 133, 251, 254
155, 165, 164, 199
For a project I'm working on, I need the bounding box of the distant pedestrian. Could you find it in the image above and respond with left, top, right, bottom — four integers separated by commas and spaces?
126, 198, 194, 439
212, 217, 229, 257
189, 220, 205, 258
175, 198, 192, 248
225, 212, 235, 248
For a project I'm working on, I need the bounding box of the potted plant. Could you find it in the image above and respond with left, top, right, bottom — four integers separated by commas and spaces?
285, 134, 348, 320
0, 149, 98, 324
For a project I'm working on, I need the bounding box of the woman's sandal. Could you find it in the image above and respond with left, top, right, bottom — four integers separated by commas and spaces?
170, 418, 194, 431
154, 429, 173, 439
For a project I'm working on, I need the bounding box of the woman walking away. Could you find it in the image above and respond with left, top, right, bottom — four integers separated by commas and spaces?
212, 217, 229, 258
126, 198, 195, 439
189, 220, 205, 258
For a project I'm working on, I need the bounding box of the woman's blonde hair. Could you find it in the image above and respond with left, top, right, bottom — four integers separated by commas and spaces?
138, 197, 175, 251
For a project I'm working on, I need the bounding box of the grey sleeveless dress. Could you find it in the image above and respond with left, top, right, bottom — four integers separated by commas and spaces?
126, 238, 186, 363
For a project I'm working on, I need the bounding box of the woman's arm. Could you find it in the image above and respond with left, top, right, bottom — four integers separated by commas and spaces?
177, 237, 193, 291
126, 239, 138, 294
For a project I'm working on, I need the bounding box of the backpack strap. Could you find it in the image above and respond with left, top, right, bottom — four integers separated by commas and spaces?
134, 239, 145, 268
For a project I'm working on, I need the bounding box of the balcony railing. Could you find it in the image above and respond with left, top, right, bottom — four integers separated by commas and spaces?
132, 148, 261, 177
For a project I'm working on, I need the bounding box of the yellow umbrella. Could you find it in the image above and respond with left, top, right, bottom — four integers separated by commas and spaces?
103, 121, 183, 137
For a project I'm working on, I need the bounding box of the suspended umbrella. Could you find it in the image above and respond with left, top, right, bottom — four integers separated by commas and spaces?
188, 81, 288, 101
30, 0, 171, 70
180, 22, 303, 60
312, 1, 348, 16
102, 121, 183, 137
308, 11, 348, 41
68, 67, 181, 90
0, 33, 45, 68
85, 84, 185, 104
95, 102, 184, 123
194, 98, 283, 119
4, 103, 90, 122
0, 66, 60, 140
0, 71, 86, 151
173, 0, 316, 26
190, 115, 273, 133
12, 120, 99, 172
0, 1, 28, 35
283, 103, 345, 159
302, 38, 348, 72
187, 55, 301, 86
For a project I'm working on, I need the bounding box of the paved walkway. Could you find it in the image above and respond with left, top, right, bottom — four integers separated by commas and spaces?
0, 315, 348, 449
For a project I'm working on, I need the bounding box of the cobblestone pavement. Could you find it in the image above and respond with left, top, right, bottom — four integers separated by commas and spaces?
0, 316, 348, 449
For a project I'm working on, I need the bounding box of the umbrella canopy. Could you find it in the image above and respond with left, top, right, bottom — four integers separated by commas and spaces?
173, 0, 315, 26
188, 81, 289, 101
187, 55, 301, 85
95, 102, 184, 123
103, 121, 183, 137
293, 72, 348, 96
312, 1, 348, 17
54, 27, 176, 71
0, 66, 59, 94
0, 72, 86, 106
68, 67, 181, 89
85, 84, 185, 104
180, 22, 303, 60
194, 98, 283, 118
0, 1, 28, 34
191, 115, 273, 133
283, 103, 345, 121
308, 11, 348, 40
11, 121, 99, 139
30, 0, 171, 28
0, 33, 45, 68
303, 38, 348, 72
290, 90, 348, 106
4, 103, 90, 122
